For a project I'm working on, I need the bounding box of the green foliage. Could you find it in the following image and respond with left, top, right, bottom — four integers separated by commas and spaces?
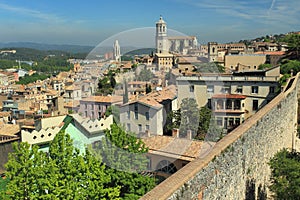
258, 63, 272, 70
0, 177, 9, 192
280, 59, 300, 75
97, 70, 117, 95
137, 68, 154, 81
282, 34, 300, 59
90, 124, 156, 199
166, 100, 222, 140
179, 98, 199, 137
269, 149, 300, 199
121, 55, 133, 61
165, 109, 181, 134
194, 62, 225, 73
0, 47, 72, 74
16, 73, 50, 84
105, 105, 120, 123
197, 106, 213, 139
279, 74, 291, 86
3, 131, 120, 199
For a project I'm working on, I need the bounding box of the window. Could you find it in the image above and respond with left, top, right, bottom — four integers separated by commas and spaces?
221, 86, 230, 94
207, 99, 212, 109
85, 111, 88, 117
216, 99, 224, 109
251, 86, 259, 94
145, 112, 150, 120
207, 85, 214, 93
253, 100, 258, 111
91, 111, 94, 119
127, 111, 130, 119
85, 103, 88, 109
146, 125, 150, 130
134, 104, 138, 111
189, 85, 194, 92
91, 104, 94, 110
235, 118, 240, 126
135, 111, 138, 120
229, 118, 234, 126
236, 86, 243, 94
270, 86, 275, 94
216, 117, 223, 126
127, 123, 131, 131
138, 124, 142, 132
234, 100, 241, 110
226, 99, 232, 109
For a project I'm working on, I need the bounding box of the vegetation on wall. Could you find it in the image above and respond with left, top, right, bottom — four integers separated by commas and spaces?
268, 148, 300, 199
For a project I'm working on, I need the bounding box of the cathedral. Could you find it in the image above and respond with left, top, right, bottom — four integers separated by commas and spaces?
155, 16, 198, 55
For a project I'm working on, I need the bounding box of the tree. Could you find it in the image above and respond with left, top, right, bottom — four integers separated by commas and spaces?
269, 149, 300, 199
90, 124, 156, 199
280, 59, 300, 75
194, 62, 225, 73
105, 105, 120, 123
284, 34, 300, 60
197, 106, 213, 140
165, 109, 181, 135
3, 131, 120, 199
179, 98, 199, 137
137, 68, 154, 81
258, 63, 272, 70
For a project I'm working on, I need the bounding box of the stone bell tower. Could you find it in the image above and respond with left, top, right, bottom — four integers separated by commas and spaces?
156, 16, 168, 54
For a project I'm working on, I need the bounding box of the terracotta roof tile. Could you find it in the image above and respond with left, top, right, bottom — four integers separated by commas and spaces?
81, 95, 123, 103
212, 94, 246, 99
142, 135, 205, 161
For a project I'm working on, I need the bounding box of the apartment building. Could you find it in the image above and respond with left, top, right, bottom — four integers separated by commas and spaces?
79, 95, 122, 119
120, 85, 177, 136
177, 66, 280, 130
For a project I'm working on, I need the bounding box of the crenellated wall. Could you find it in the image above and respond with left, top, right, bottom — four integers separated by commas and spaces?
141, 74, 300, 200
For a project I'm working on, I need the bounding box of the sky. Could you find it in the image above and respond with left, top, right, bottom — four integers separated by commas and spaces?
0, 0, 299, 46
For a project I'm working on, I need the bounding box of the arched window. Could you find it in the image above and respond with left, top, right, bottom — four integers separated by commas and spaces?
156, 160, 177, 174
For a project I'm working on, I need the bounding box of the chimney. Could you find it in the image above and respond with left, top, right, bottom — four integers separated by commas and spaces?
187, 130, 192, 140
172, 128, 179, 138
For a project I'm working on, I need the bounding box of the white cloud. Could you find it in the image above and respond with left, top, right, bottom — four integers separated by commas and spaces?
0, 2, 65, 23
176, 0, 300, 27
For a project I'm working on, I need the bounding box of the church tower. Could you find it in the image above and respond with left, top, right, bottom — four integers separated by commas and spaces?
114, 40, 121, 62
156, 16, 168, 54
208, 42, 218, 62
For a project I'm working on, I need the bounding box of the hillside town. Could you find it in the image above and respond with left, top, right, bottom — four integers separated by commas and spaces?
1, 16, 300, 199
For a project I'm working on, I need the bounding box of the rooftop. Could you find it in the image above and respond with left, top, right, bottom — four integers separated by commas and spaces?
80, 95, 123, 103
212, 94, 246, 99
142, 135, 214, 161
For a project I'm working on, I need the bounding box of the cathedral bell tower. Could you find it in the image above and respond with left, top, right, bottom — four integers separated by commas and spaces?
156, 16, 168, 54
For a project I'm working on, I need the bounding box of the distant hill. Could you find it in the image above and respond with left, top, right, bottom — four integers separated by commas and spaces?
0, 42, 93, 53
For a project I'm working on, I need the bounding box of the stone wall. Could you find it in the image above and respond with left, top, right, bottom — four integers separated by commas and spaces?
141, 73, 300, 200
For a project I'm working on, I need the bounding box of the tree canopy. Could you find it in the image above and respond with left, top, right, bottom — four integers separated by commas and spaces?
89, 124, 156, 199
2, 132, 119, 199
166, 98, 222, 140
269, 149, 300, 199
1, 128, 155, 200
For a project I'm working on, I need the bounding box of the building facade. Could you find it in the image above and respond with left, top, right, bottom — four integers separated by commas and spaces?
177, 66, 280, 130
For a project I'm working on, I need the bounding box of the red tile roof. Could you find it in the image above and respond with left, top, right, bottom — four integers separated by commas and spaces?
212, 94, 246, 99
